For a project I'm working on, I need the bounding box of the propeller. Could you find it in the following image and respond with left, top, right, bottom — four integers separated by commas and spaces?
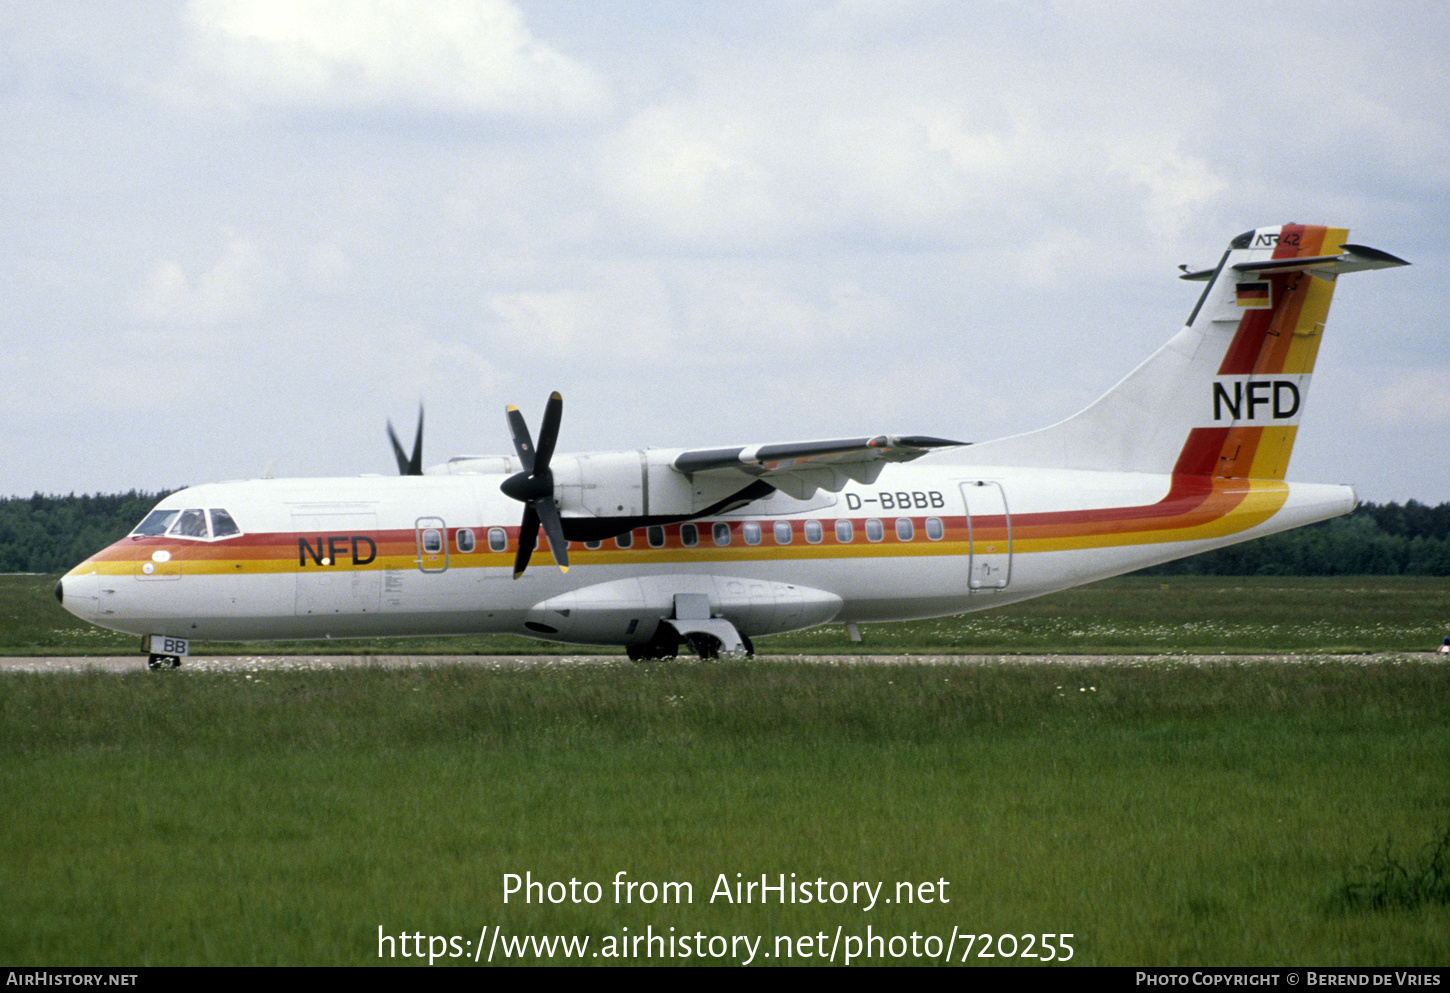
387, 405, 425, 476
499, 392, 569, 578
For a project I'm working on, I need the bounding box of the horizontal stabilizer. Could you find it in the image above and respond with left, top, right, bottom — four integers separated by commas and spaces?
1180, 244, 1407, 282
1232, 244, 1408, 278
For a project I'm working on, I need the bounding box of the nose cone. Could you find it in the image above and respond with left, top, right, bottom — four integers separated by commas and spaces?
57, 549, 138, 633
58, 543, 170, 638
57, 564, 103, 626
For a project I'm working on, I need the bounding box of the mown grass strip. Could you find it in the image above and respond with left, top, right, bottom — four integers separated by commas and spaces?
8, 573, 1450, 656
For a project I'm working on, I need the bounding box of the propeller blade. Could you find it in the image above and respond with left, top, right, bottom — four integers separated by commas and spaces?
534, 497, 570, 573
387, 406, 425, 476
502, 392, 567, 578
513, 503, 540, 579
533, 392, 563, 471
505, 405, 536, 473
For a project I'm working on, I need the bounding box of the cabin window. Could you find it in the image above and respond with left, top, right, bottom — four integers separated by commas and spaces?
834, 519, 854, 543
804, 519, 823, 544
647, 525, 665, 548
713, 522, 731, 546
209, 509, 241, 538
585, 539, 601, 550
422, 528, 444, 554
743, 521, 762, 545
681, 523, 699, 547
488, 527, 507, 552
896, 517, 915, 542
865, 518, 884, 542
456, 528, 476, 553
773, 521, 792, 545
616, 530, 634, 549
926, 517, 944, 541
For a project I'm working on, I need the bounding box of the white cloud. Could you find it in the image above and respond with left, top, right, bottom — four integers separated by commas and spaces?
133, 235, 276, 325
185, 0, 606, 115
1357, 367, 1450, 426
597, 70, 1219, 258
599, 104, 785, 246
486, 271, 674, 363
1111, 145, 1228, 241
303, 242, 352, 292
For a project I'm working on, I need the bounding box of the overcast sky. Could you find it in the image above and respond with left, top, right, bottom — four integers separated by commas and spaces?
4, 1, 1447, 504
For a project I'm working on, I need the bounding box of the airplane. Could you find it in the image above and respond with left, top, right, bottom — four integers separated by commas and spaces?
56, 223, 1408, 669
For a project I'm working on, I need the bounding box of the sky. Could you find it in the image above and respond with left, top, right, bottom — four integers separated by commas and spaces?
4, 1, 1447, 504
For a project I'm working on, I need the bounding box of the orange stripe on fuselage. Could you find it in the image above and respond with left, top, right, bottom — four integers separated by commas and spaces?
75, 476, 1284, 576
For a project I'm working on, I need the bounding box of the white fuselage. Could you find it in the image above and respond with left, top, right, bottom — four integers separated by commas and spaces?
58, 457, 1354, 648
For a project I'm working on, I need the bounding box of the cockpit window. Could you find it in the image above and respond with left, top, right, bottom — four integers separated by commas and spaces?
132, 510, 179, 536
209, 509, 241, 538
131, 507, 242, 540
172, 509, 209, 538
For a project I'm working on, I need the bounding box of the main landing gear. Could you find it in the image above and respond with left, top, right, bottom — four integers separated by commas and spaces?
626, 628, 754, 662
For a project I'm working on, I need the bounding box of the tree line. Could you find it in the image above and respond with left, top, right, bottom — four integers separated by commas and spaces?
1137, 500, 1450, 576
2, 491, 1448, 577
0, 492, 174, 573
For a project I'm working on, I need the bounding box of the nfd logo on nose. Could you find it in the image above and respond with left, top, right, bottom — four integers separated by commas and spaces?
1211, 377, 1305, 422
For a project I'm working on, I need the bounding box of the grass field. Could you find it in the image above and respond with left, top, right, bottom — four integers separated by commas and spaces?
3, 657, 1449, 966
3, 574, 1448, 966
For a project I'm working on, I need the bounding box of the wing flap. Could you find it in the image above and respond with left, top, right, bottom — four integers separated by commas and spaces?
673, 435, 965, 498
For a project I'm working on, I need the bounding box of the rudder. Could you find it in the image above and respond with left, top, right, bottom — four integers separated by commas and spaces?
1183, 223, 1343, 480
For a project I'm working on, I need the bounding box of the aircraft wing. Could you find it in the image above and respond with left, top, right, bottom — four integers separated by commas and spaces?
673, 435, 966, 499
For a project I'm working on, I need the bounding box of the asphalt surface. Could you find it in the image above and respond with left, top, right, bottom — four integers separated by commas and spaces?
0, 653, 1438, 673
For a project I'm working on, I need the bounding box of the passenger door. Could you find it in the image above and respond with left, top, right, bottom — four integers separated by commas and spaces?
959, 481, 1012, 590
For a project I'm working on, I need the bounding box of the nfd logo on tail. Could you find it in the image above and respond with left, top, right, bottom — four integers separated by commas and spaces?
1211, 378, 1303, 423
56, 224, 1408, 666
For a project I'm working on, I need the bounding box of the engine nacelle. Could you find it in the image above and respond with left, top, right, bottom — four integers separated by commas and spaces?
550, 450, 745, 519
522, 574, 843, 646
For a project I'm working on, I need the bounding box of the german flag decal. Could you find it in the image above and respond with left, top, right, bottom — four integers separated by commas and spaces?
1235, 280, 1271, 308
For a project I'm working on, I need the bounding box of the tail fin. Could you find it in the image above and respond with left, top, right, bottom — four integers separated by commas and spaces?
966, 224, 1408, 478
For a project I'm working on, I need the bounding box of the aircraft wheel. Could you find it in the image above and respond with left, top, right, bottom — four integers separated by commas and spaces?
627, 629, 681, 662
741, 635, 755, 658
626, 640, 681, 662
685, 633, 722, 661
147, 653, 181, 670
